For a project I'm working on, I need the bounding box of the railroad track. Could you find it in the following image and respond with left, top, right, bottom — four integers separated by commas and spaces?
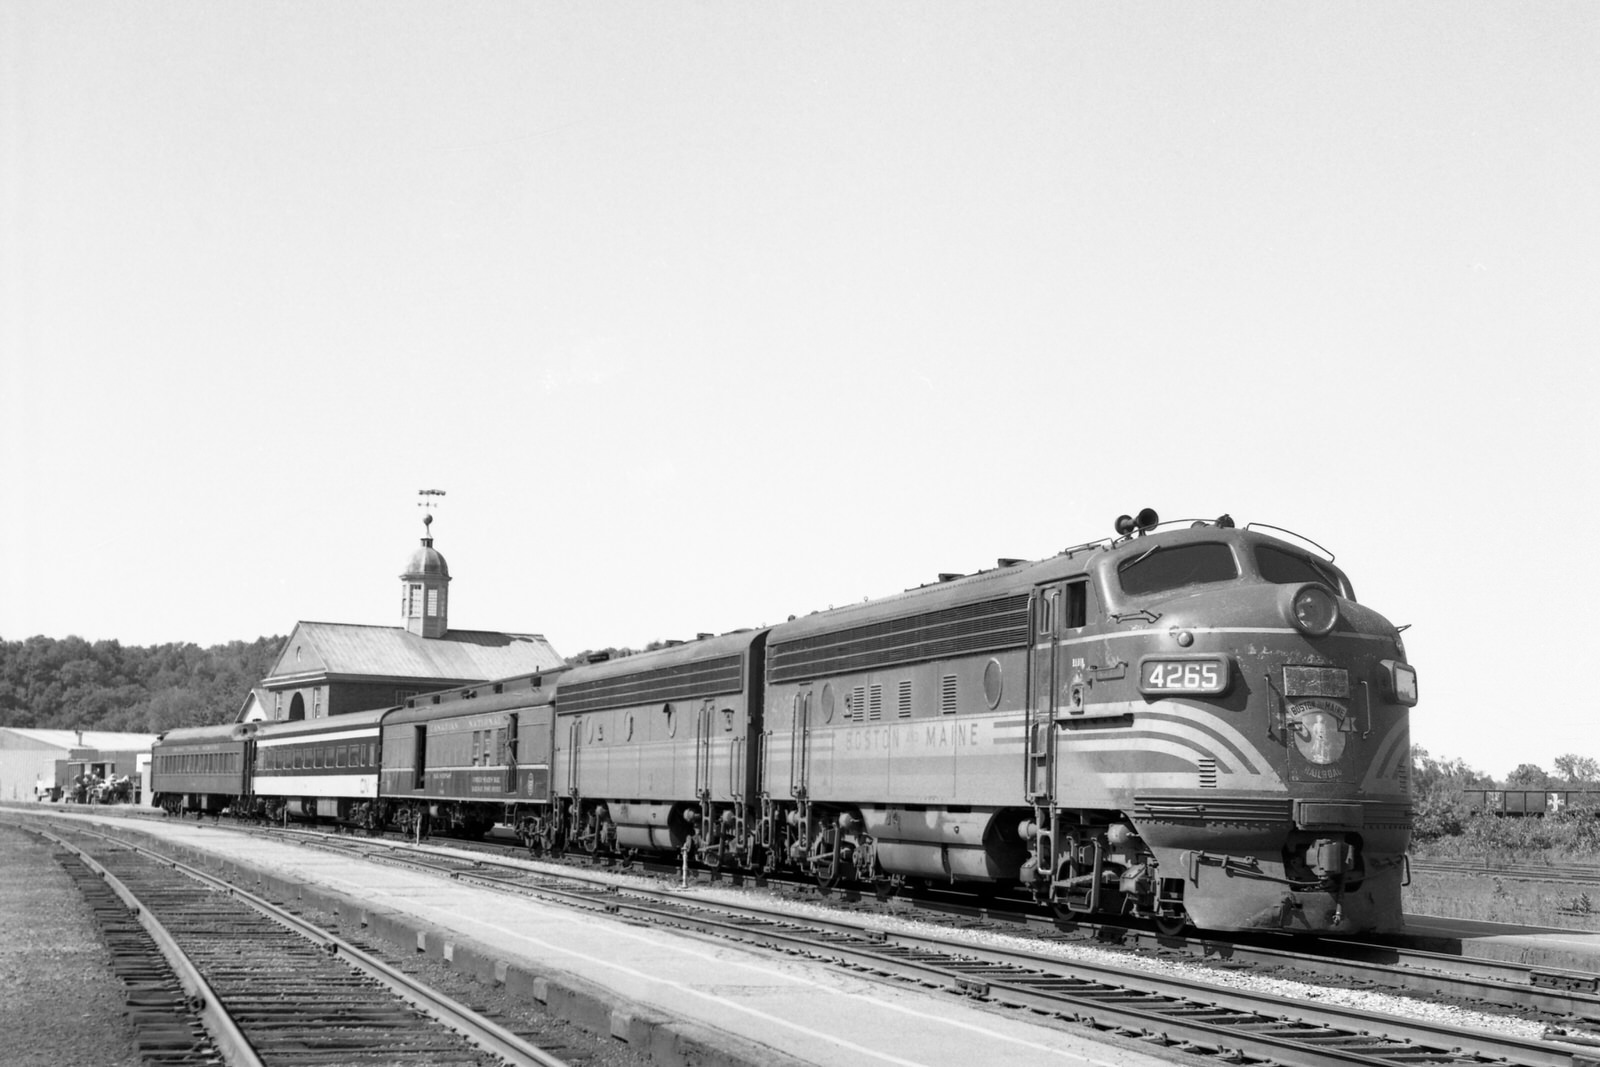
29, 808, 1600, 1066
207, 824, 1600, 1067
28, 823, 574, 1067
300, 827, 1600, 1028
1412, 858, 1600, 887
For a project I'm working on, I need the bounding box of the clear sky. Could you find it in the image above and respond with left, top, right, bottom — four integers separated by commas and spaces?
2, 3, 1596, 778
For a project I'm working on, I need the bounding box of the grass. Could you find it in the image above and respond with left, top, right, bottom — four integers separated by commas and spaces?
1405, 868, 1600, 930
1406, 812, 1600, 929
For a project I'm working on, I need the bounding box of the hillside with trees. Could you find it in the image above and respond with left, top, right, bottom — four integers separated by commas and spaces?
0, 635, 285, 735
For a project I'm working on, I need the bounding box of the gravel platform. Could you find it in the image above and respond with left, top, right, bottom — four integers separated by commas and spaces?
0, 823, 141, 1067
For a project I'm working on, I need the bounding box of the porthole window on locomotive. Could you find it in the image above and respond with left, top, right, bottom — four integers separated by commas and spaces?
1255, 545, 1345, 596
1118, 542, 1238, 596
820, 684, 834, 722
983, 658, 1003, 709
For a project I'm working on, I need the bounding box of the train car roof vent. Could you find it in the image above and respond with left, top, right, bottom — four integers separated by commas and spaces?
997, 558, 1024, 568
587, 651, 611, 663
697, 632, 714, 640
938, 572, 965, 582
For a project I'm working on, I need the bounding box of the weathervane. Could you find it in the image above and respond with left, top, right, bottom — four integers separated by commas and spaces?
417, 489, 446, 534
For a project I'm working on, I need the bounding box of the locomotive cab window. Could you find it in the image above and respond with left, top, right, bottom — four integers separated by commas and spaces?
1118, 542, 1238, 596
1254, 545, 1350, 598
1064, 581, 1087, 628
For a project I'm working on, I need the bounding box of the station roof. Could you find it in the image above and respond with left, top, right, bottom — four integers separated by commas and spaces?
262, 621, 563, 686
0, 728, 158, 751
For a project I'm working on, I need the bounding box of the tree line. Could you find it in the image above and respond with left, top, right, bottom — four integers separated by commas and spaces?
1411, 747, 1600, 840
0, 634, 285, 735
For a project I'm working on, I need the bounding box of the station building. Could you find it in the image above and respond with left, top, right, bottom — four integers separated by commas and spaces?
238, 515, 563, 724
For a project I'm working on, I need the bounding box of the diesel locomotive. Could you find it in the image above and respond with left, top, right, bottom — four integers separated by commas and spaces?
152, 511, 1417, 934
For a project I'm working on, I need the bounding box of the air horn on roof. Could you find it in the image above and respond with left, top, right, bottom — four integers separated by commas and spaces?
1114, 508, 1160, 537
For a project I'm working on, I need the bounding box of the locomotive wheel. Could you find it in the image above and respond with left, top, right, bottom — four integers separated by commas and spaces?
1154, 912, 1188, 938
814, 861, 843, 891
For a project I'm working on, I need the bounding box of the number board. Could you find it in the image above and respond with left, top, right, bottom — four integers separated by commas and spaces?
1138, 655, 1231, 696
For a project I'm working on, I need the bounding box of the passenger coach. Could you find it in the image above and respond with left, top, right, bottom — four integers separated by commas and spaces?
251, 708, 387, 828
151, 722, 257, 816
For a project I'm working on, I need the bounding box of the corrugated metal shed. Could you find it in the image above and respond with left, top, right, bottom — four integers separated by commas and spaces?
1, 728, 158, 751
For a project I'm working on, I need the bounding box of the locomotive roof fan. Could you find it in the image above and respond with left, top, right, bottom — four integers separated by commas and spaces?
1115, 508, 1160, 537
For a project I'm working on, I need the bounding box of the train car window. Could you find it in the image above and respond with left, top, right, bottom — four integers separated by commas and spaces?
1118, 543, 1238, 596
1254, 545, 1346, 595
336, 746, 346, 769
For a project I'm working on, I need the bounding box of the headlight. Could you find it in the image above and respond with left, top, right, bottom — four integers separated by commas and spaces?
1288, 584, 1339, 637
1381, 660, 1418, 706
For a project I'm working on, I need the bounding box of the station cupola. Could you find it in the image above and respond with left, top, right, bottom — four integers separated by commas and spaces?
400, 513, 451, 638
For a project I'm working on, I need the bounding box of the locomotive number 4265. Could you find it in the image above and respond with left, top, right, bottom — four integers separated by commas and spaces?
1138, 656, 1231, 696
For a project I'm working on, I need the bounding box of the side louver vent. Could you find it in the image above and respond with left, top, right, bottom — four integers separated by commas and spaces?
898, 679, 913, 718
940, 674, 958, 715
1198, 758, 1218, 789
868, 684, 883, 722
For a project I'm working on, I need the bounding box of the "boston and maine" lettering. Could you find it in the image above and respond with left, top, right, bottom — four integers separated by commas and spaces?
841, 720, 986, 753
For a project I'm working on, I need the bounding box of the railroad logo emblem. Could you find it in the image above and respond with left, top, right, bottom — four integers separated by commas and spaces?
1286, 698, 1348, 766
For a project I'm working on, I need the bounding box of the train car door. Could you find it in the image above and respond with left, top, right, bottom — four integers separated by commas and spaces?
695, 700, 713, 800
412, 725, 427, 791
504, 717, 518, 794
566, 718, 582, 796
788, 689, 811, 801
1026, 586, 1060, 802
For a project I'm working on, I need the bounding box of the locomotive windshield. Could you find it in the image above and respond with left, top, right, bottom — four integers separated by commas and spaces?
1254, 545, 1346, 596
1117, 542, 1238, 596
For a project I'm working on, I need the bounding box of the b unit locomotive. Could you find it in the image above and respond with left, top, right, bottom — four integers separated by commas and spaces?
152, 512, 1417, 934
